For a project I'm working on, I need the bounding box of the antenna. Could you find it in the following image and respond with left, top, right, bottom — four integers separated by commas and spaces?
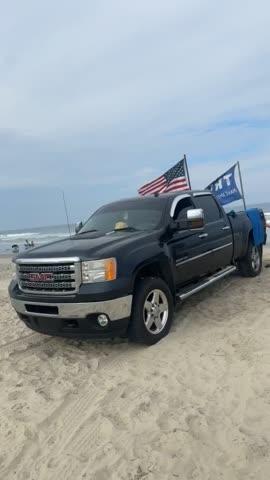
62, 190, 72, 238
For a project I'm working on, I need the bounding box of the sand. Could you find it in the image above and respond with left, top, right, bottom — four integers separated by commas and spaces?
0, 249, 270, 480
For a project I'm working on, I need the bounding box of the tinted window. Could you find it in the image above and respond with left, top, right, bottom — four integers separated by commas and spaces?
174, 197, 195, 221
195, 195, 222, 223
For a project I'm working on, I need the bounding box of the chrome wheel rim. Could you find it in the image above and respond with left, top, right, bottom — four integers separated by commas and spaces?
143, 289, 169, 335
251, 246, 260, 272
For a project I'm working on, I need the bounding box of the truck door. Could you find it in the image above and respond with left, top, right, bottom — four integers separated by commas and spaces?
168, 195, 215, 286
193, 193, 233, 270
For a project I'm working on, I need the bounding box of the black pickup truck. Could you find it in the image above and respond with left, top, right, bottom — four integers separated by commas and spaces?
9, 190, 267, 344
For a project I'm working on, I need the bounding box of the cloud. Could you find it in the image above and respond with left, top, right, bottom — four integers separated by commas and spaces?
1, 0, 270, 135
0, 0, 270, 228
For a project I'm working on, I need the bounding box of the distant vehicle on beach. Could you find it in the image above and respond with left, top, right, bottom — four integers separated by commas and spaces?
9, 190, 267, 345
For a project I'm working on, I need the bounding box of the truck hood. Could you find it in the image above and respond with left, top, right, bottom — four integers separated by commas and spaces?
16, 230, 158, 261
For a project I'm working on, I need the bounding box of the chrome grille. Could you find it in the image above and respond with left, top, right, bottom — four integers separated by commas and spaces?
16, 258, 81, 295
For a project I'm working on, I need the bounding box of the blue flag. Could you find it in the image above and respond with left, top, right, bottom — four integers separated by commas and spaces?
206, 164, 242, 206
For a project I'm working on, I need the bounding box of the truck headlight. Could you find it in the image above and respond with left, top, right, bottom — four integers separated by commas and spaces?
81, 258, 117, 283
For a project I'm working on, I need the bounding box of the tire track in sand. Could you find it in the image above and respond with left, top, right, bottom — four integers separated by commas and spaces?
1, 352, 131, 480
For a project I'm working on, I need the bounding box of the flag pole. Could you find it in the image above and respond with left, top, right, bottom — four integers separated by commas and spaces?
237, 161, 247, 211
184, 154, 192, 189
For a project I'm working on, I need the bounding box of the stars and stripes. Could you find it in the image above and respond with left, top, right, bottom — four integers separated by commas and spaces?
138, 158, 190, 196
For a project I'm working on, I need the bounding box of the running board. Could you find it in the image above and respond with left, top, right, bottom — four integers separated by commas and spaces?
176, 265, 237, 301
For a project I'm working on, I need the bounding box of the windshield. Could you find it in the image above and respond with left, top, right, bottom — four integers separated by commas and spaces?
79, 199, 165, 234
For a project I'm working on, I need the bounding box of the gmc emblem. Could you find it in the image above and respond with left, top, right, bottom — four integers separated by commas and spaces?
29, 272, 54, 282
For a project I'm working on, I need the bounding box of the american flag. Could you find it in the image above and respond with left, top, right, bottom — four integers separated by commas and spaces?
138, 158, 190, 196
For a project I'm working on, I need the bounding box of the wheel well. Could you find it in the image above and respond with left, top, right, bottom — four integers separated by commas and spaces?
133, 262, 174, 295
249, 229, 254, 243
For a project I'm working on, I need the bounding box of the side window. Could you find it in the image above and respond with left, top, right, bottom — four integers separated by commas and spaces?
195, 195, 222, 223
174, 197, 195, 221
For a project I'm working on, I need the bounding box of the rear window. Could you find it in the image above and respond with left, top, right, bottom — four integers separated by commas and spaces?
195, 195, 222, 223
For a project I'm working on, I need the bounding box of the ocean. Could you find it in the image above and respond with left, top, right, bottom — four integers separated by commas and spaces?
1, 202, 269, 255
0, 224, 74, 255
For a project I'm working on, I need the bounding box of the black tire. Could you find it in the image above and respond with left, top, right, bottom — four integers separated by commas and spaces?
238, 240, 262, 277
128, 277, 174, 345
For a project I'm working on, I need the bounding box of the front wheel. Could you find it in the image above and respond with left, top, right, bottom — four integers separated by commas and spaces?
128, 277, 174, 345
238, 240, 262, 277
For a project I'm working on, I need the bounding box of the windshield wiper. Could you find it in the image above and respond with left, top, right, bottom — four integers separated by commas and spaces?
77, 229, 98, 235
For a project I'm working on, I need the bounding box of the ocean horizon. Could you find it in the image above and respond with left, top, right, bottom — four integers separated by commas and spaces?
1, 201, 270, 254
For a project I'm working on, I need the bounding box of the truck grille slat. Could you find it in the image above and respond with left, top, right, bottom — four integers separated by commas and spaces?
20, 281, 75, 290
19, 264, 75, 272
17, 260, 81, 295
19, 272, 76, 281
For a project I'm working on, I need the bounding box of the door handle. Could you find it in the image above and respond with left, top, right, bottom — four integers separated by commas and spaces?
198, 233, 208, 239
222, 226, 230, 231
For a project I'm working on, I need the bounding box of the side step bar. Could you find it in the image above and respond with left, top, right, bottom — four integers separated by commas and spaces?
176, 265, 237, 302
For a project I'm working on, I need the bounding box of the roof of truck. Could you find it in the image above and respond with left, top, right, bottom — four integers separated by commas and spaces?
157, 189, 211, 198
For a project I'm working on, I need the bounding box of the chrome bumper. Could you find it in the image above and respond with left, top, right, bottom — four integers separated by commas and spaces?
10, 295, 133, 321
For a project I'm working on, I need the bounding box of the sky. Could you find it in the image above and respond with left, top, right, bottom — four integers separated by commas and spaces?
1, 0, 270, 230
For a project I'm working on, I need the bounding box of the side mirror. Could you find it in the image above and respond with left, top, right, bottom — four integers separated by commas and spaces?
75, 221, 83, 234
187, 208, 205, 230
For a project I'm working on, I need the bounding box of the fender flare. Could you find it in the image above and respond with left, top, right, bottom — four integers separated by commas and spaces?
131, 256, 175, 295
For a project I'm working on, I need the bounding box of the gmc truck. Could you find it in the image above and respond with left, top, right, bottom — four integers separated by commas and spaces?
9, 191, 267, 345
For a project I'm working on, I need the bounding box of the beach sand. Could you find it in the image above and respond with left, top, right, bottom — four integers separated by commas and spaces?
0, 249, 270, 480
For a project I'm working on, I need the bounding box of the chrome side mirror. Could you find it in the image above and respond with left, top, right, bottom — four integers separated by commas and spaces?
75, 221, 83, 234
187, 208, 205, 230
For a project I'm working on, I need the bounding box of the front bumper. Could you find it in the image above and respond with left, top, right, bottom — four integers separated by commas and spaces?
10, 296, 132, 321
10, 294, 132, 338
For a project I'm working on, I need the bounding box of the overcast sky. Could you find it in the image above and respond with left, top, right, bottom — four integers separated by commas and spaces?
1, 0, 270, 230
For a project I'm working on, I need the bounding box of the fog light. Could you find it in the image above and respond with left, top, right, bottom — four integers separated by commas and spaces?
97, 314, 109, 327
